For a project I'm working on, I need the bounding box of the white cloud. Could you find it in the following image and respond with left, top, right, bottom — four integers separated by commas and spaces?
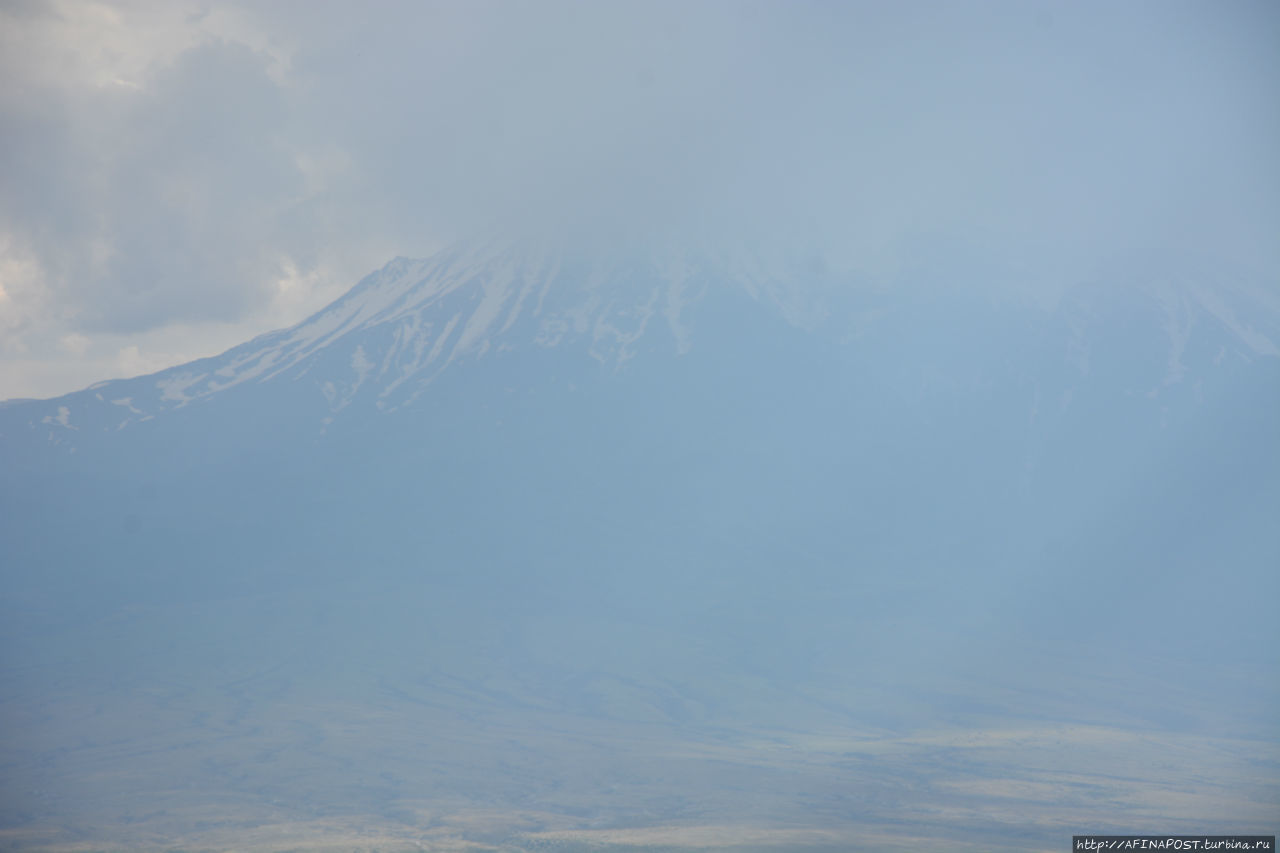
58, 332, 90, 356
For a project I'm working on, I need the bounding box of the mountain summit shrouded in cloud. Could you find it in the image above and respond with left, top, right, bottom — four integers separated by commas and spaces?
1, 0, 1277, 400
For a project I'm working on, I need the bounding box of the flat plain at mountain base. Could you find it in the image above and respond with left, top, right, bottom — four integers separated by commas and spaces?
1, 598, 1275, 853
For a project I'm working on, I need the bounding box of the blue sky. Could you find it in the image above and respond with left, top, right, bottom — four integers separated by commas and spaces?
0, 0, 1276, 400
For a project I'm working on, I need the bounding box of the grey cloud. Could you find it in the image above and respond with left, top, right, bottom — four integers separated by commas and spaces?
90, 40, 300, 332
257, 0, 1280, 272
1, 33, 306, 334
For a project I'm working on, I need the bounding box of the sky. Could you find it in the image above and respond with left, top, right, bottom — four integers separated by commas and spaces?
0, 0, 1277, 401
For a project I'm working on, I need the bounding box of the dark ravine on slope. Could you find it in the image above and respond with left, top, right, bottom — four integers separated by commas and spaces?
1, 243, 1277, 850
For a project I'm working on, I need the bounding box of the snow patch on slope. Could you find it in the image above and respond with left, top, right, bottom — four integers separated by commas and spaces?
41, 406, 74, 429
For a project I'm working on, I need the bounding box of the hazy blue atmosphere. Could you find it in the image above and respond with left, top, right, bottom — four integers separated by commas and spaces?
1, 2, 1278, 851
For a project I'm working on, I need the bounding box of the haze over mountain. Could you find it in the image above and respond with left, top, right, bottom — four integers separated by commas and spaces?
3, 1, 1278, 849
1, 239, 1277, 851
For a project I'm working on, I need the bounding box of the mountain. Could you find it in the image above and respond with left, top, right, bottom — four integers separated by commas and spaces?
1, 242, 1278, 851
4, 242, 1276, 450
